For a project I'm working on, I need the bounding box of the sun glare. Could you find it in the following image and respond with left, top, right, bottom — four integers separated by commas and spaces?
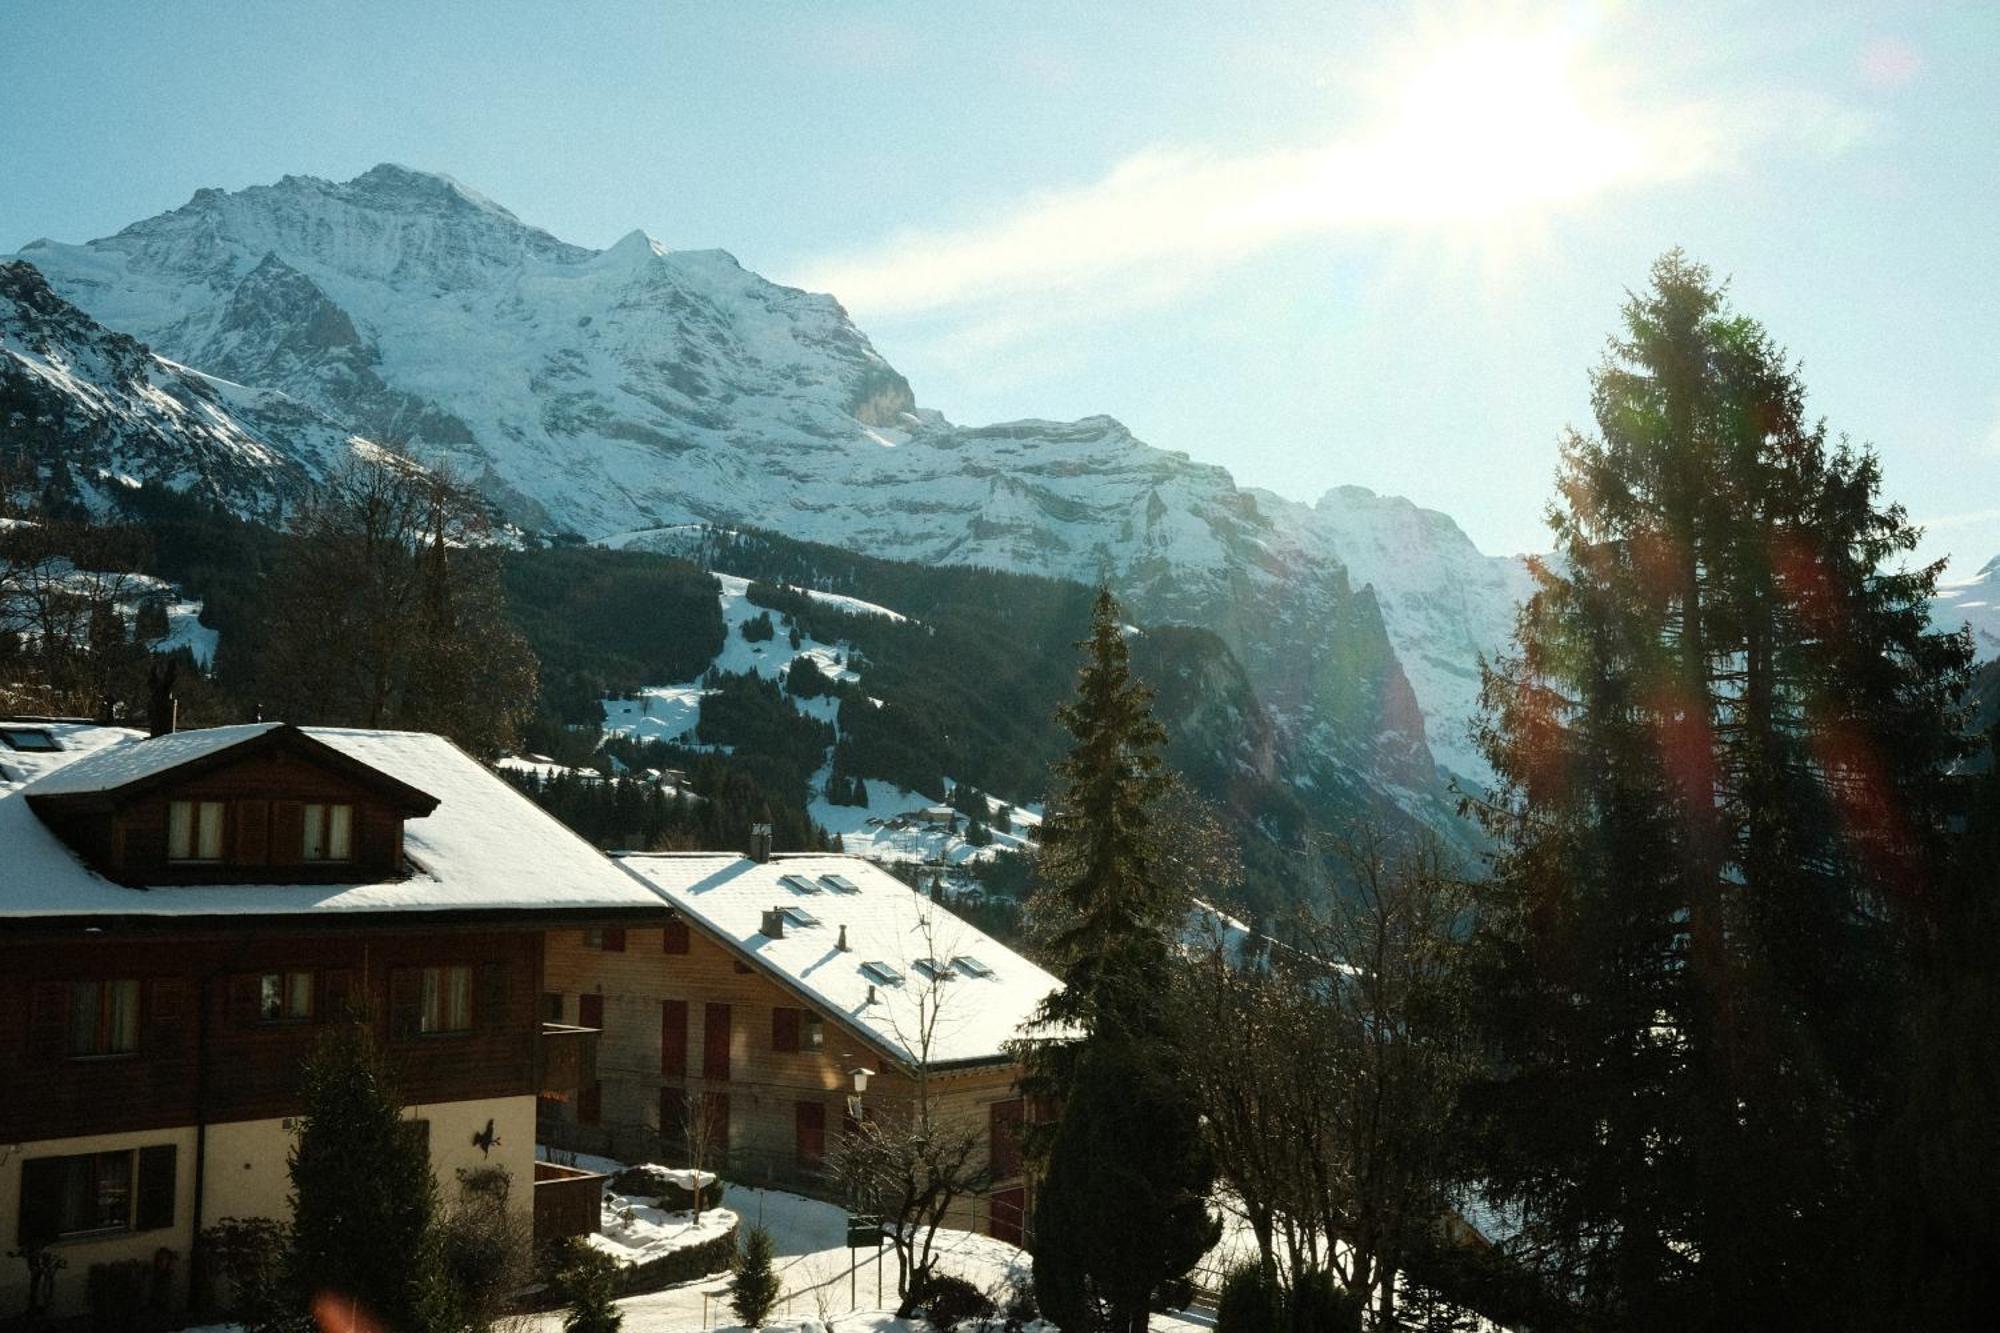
1349, 26, 1644, 226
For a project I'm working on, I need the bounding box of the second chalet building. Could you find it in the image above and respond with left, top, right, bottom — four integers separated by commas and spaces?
545, 852, 1059, 1245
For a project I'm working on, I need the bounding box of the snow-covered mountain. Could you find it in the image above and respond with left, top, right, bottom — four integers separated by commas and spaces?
5, 164, 1530, 804
1932, 555, 2000, 664
1, 261, 368, 515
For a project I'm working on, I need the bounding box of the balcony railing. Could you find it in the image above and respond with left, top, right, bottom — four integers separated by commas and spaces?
532, 1159, 606, 1241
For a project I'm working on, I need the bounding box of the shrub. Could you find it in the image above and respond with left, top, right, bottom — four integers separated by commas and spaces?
551, 1243, 624, 1333
728, 1225, 781, 1328
918, 1272, 996, 1332
1215, 1261, 1285, 1333
199, 1217, 291, 1329
437, 1166, 531, 1332
1286, 1266, 1361, 1333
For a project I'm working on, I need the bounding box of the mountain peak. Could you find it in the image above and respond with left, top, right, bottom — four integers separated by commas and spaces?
344, 163, 517, 218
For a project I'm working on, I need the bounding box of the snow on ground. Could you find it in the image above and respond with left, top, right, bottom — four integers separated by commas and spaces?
594, 1195, 738, 1267
809, 772, 1040, 866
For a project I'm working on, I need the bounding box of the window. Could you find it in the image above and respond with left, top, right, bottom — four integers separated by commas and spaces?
0, 726, 60, 752
818, 873, 861, 895
258, 972, 315, 1023
585, 927, 626, 952
779, 905, 819, 929
542, 993, 565, 1023
167, 800, 225, 862
302, 803, 353, 861
778, 873, 822, 895
69, 979, 140, 1057
952, 955, 995, 979
419, 965, 473, 1034
662, 918, 691, 954
912, 958, 955, 982
15, 1146, 175, 1248
772, 1007, 823, 1053
859, 961, 902, 986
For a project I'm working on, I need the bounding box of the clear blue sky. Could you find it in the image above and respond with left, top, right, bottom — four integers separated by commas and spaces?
5, 1, 1998, 571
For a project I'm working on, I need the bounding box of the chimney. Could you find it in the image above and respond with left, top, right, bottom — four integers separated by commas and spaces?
760, 907, 787, 939
749, 822, 773, 863
145, 659, 178, 738
865, 983, 877, 1006
837, 924, 850, 952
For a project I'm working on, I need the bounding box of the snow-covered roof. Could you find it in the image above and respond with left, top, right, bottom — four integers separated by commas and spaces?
0, 722, 667, 922
20, 721, 284, 795
615, 852, 1060, 1070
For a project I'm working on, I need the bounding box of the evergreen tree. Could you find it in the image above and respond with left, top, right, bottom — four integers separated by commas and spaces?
286, 1021, 442, 1333
728, 1225, 782, 1327
1466, 252, 1970, 1331
1023, 586, 1219, 1333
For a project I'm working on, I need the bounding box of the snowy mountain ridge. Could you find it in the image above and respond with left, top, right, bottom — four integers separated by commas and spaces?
6, 164, 1531, 796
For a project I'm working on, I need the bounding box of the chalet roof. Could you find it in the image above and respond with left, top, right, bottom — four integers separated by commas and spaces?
0, 722, 666, 924
615, 852, 1062, 1070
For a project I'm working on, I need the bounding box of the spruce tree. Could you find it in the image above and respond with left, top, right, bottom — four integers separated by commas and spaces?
286, 1020, 442, 1333
728, 1224, 781, 1327
1466, 252, 1970, 1331
1023, 587, 1219, 1333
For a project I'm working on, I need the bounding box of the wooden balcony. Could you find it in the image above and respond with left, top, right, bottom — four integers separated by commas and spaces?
533, 1159, 605, 1241
538, 1021, 599, 1097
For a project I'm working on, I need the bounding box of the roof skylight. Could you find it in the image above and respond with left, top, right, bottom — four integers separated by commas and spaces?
819, 873, 861, 894
779, 873, 822, 894
0, 727, 60, 753
859, 961, 903, 986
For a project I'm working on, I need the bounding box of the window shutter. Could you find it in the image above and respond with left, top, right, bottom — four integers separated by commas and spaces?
662, 918, 690, 954
270, 801, 305, 867
230, 974, 262, 1026
480, 961, 509, 1030
389, 968, 421, 1039
322, 969, 356, 1020
28, 981, 67, 1061
17, 1157, 64, 1249
234, 799, 271, 866
602, 928, 626, 953
772, 1007, 799, 1053
661, 999, 688, 1076
148, 978, 184, 1047
136, 1145, 176, 1231
796, 1101, 825, 1167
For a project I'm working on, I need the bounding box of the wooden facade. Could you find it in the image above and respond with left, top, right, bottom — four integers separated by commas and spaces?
542, 921, 1029, 1235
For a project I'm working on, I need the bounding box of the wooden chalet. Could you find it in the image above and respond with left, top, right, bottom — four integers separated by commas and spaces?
0, 718, 668, 1320
543, 852, 1058, 1245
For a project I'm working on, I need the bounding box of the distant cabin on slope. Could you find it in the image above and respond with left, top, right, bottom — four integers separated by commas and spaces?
543, 851, 1058, 1245
0, 718, 667, 1320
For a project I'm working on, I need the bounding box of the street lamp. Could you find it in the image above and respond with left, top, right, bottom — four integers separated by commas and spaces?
846, 1065, 874, 1124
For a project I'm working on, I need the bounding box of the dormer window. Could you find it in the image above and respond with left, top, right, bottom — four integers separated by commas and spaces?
0, 726, 59, 752
167, 801, 226, 862
302, 803, 354, 861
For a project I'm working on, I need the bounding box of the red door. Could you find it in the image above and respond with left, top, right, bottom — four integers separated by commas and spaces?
990, 1099, 1024, 1180
989, 1186, 1026, 1245
703, 1003, 732, 1080
661, 999, 688, 1076
796, 1101, 826, 1168
579, 993, 604, 1031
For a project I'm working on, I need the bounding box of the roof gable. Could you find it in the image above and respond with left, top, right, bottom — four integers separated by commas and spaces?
22, 722, 439, 816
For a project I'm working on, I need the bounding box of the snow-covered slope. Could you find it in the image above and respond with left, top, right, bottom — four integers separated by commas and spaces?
1, 260, 369, 515
1932, 554, 2000, 663
9, 165, 1539, 806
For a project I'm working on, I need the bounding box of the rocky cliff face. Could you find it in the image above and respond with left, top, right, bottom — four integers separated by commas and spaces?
0, 260, 361, 516
7, 165, 1536, 815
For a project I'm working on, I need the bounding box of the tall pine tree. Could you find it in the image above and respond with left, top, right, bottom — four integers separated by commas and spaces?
1022, 587, 1219, 1333
1465, 252, 1969, 1332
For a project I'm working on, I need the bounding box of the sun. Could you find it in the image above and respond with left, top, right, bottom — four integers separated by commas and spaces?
1357, 24, 1646, 224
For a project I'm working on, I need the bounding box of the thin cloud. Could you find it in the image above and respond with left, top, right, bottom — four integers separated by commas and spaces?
799, 38, 1862, 330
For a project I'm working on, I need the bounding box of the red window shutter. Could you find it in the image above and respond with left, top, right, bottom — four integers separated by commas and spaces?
661, 999, 688, 1076
234, 799, 271, 866
703, 1003, 732, 1081
579, 1081, 602, 1126
388, 967, 422, 1039
27, 982, 67, 1061
322, 969, 356, 1020
990, 1099, 1025, 1180
660, 1086, 688, 1148
270, 801, 305, 867
479, 961, 509, 1030
772, 1007, 799, 1053
989, 1186, 1026, 1246
602, 928, 626, 953
579, 993, 604, 1032
796, 1101, 826, 1167
136, 1145, 177, 1231
709, 1093, 730, 1156
662, 918, 690, 954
